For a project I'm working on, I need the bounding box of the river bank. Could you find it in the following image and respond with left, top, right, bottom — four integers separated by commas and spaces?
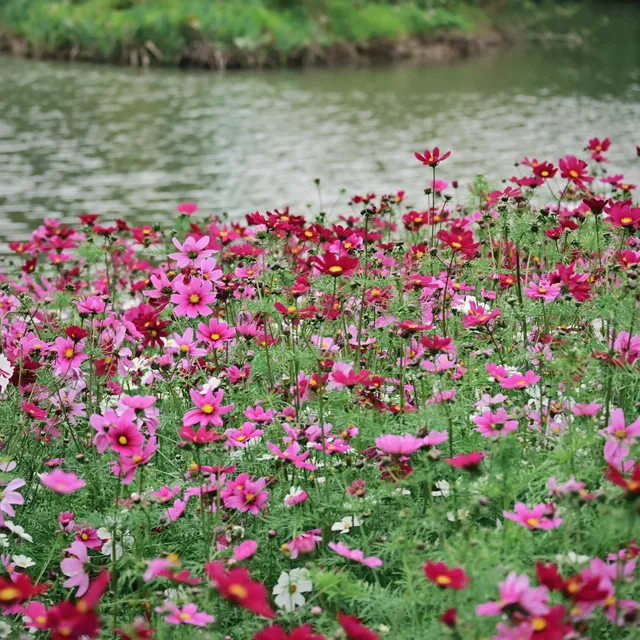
0, 0, 512, 70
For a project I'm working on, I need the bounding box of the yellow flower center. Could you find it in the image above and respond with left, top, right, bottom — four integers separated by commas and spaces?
436, 575, 452, 585
201, 404, 214, 414
189, 294, 200, 304
451, 242, 462, 249
569, 170, 579, 178
180, 345, 189, 353
228, 584, 248, 600
621, 217, 632, 225
179, 613, 191, 621
118, 436, 128, 445
0, 587, 20, 600
532, 618, 547, 632
64, 348, 74, 359
526, 517, 540, 527
288, 584, 298, 594
211, 333, 221, 341
328, 265, 343, 274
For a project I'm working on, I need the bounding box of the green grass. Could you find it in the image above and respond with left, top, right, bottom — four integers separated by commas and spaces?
0, 0, 481, 63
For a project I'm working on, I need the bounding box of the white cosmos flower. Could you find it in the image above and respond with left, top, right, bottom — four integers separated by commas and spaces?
555, 552, 590, 565
273, 568, 313, 612
12, 555, 35, 569
0, 353, 14, 394
201, 376, 222, 392
97, 527, 133, 560
5, 522, 33, 542
0, 534, 8, 548
331, 516, 361, 534
432, 480, 450, 497
0, 621, 10, 638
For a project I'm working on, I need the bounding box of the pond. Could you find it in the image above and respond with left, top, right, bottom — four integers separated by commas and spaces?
1, 4, 639, 244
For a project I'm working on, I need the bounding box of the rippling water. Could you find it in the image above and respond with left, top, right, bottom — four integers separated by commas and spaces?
1, 6, 639, 244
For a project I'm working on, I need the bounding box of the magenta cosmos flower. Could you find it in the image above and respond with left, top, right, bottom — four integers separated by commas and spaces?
170, 277, 216, 318
328, 541, 383, 568
40, 469, 86, 494
196, 318, 236, 348
168, 235, 214, 268
473, 408, 518, 438
106, 417, 144, 456
503, 502, 562, 530
183, 388, 234, 428
53, 337, 88, 376
477, 571, 549, 617
221, 473, 269, 516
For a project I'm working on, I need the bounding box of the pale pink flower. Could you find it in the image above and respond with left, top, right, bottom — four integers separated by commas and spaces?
230, 540, 258, 564
156, 601, 215, 626
60, 541, 90, 596
0, 478, 25, 525
168, 235, 213, 268
328, 541, 383, 568
288, 530, 322, 559
375, 433, 423, 456
570, 402, 602, 417
40, 469, 86, 494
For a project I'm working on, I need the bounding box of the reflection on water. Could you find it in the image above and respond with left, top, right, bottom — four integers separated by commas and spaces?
0, 5, 639, 243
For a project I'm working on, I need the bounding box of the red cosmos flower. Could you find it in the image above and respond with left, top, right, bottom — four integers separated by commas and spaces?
79, 214, 99, 226
337, 612, 379, 640
524, 605, 573, 639
0, 573, 48, 609
605, 201, 640, 229
414, 147, 451, 168
402, 210, 429, 231
437, 229, 480, 258
533, 162, 557, 179
587, 137, 611, 153
313, 253, 360, 278
440, 608, 457, 628
423, 561, 470, 590
606, 463, 640, 495
583, 196, 606, 214
535, 563, 608, 603
64, 326, 89, 342
253, 624, 326, 640
445, 451, 486, 470
205, 562, 275, 618
558, 155, 593, 189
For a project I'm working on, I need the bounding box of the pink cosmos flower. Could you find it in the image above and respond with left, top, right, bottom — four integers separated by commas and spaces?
473, 408, 518, 438
375, 433, 423, 456
183, 388, 234, 428
225, 422, 264, 448
287, 530, 322, 559
172, 328, 207, 358
163, 498, 187, 523
503, 502, 562, 530
0, 478, 25, 525
106, 418, 144, 456
600, 408, 640, 445
89, 408, 124, 454
109, 438, 158, 484
53, 337, 88, 376
74, 525, 101, 549
476, 571, 549, 617
60, 541, 90, 596
267, 441, 316, 470
75, 295, 107, 316
499, 370, 541, 390
284, 488, 308, 507
171, 277, 216, 318
168, 235, 213, 268
571, 402, 602, 417
328, 541, 383, 568
40, 469, 86, 494
143, 556, 178, 582
151, 485, 182, 504
156, 601, 215, 626
221, 473, 269, 516
196, 318, 236, 348
422, 430, 449, 447
243, 404, 276, 424
525, 278, 562, 303
230, 540, 258, 564
177, 202, 198, 216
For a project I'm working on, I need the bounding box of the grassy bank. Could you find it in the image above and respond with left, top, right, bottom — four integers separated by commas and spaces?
0, 0, 499, 68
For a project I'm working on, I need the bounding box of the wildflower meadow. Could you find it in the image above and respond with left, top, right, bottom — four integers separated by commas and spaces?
0, 139, 639, 639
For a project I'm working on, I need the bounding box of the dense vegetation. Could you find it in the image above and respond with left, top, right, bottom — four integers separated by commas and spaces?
0, 139, 638, 638
0, 0, 492, 66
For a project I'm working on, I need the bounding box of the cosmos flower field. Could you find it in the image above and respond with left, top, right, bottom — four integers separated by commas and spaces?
0, 139, 639, 639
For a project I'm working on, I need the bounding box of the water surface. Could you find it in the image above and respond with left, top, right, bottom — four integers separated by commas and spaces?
1, 4, 639, 243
